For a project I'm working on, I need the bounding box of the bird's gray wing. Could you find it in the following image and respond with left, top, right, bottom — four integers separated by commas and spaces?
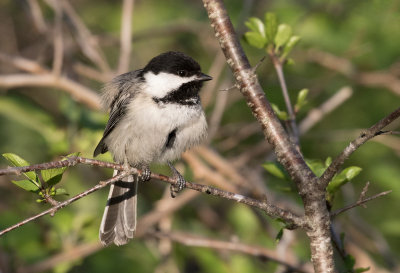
93, 70, 142, 157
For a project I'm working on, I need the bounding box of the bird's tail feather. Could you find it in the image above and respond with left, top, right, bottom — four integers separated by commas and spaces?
99, 170, 137, 246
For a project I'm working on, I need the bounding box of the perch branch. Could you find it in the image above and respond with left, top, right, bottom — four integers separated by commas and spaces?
0, 157, 305, 237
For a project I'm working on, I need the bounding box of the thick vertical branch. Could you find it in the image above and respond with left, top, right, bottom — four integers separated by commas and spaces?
202, 1, 335, 272
203, 0, 316, 193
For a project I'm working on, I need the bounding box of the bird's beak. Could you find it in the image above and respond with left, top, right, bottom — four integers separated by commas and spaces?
197, 73, 213, 82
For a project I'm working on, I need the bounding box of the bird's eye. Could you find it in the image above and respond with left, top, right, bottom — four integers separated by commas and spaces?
178, 70, 188, 77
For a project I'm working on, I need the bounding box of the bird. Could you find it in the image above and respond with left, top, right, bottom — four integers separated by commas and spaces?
93, 51, 212, 246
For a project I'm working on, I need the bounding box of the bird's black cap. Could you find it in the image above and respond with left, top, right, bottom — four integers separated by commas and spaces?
143, 51, 202, 77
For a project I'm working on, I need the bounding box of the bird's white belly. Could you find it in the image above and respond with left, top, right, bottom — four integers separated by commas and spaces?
105, 95, 207, 166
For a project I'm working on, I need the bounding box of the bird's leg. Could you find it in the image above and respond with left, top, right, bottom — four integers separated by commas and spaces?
139, 165, 151, 182
168, 162, 186, 198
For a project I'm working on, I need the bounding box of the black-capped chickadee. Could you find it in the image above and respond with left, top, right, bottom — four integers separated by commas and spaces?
93, 51, 212, 246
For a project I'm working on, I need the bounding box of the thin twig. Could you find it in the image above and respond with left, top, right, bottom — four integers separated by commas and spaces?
231, 86, 353, 167
252, 56, 266, 73
0, 52, 48, 74
46, 0, 111, 74
299, 86, 353, 134
308, 49, 400, 96
35, 170, 60, 208
0, 170, 134, 237
207, 88, 228, 139
182, 151, 239, 192
0, 156, 123, 176
52, 0, 63, 76
73, 62, 111, 82
136, 190, 201, 237
320, 107, 400, 188
17, 242, 102, 273
201, 50, 227, 107
26, 0, 48, 33
358, 181, 370, 208
331, 190, 392, 218
269, 51, 299, 146
195, 146, 247, 188
117, 0, 134, 74
19, 190, 200, 273
0, 73, 101, 110
149, 231, 312, 273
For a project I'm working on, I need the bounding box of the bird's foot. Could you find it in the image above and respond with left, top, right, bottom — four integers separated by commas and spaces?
139, 166, 151, 182
168, 163, 186, 198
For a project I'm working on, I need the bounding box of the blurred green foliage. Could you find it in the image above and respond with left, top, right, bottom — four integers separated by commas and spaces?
0, 0, 399, 272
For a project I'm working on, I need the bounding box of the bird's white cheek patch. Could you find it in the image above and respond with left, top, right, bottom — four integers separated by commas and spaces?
143, 72, 196, 98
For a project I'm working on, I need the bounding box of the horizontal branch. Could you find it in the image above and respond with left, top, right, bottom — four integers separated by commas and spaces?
307, 49, 400, 96
319, 107, 400, 188
150, 231, 312, 273
0, 157, 305, 237
0, 74, 101, 110
0, 156, 123, 176
299, 86, 353, 134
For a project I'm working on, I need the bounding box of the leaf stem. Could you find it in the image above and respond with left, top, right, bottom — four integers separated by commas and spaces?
269, 50, 299, 147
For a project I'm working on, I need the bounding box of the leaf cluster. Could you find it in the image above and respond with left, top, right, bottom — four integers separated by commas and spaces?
264, 157, 362, 206
244, 13, 300, 61
2, 153, 74, 202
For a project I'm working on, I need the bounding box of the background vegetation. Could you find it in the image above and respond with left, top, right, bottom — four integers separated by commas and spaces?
0, 0, 399, 272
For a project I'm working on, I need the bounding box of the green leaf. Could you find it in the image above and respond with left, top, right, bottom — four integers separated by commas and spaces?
11, 179, 40, 192
264, 12, 277, 42
305, 159, 327, 177
275, 228, 284, 243
327, 166, 362, 193
286, 58, 295, 65
295, 88, 309, 111
327, 173, 346, 193
344, 254, 356, 271
41, 168, 66, 187
281, 35, 301, 59
263, 162, 287, 179
245, 17, 265, 37
271, 103, 288, 120
41, 153, 78, 187
343, 254, 370, 272
2, 153, 30, 167
54, 188, 69, 196
244, 32, 267, 49
2, 153, 37, 182
274, 24, 292, 50
325, 157, 332, 168
344, 166, 362, 180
